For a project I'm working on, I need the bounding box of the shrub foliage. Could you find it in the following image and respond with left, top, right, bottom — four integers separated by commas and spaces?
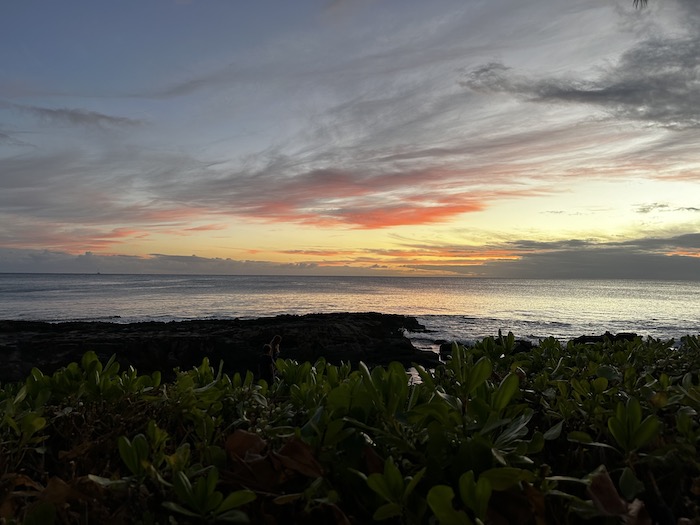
2, 333, 700, 524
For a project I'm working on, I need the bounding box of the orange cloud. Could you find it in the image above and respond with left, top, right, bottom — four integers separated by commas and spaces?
183, 224, 228, 232
275, 245, 523, 272
209, 166, 551, 229
665, 250, 700, 258
8, 226, 150, 254
339, 201, 485, 229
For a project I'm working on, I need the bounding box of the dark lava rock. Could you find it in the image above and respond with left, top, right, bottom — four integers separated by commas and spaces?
571, 331, 639, 345
0, 313, 440, 384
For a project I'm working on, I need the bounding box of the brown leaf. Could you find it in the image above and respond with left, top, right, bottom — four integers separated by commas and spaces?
691, 477, 700, 496
362, 445, 384, 475
623, 498, 652, 525
275, 438, 324, 478
1, 473, 44, 492
58, 440, 94, 460
523, 482, 547, 525
0, 474, 44, 519
225, 429, 267, 460
41, 477, 88, 505
328, 503, 352, 525
225, 452, 286, 491
588, 466, 627, 516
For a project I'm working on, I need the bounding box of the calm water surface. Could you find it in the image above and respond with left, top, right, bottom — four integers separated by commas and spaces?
1, 274, 699, 348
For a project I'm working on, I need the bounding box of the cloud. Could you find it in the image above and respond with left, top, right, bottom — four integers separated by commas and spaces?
459, 6, 700, 131
155, 161, 555, 230
636, 203, 670, 214
636, 203, 700, 214
399, 233, 700, 279
1, 0, 698, 274
0, 130, 35, 148
0, 248, 395, 276
141, 65, 240, 99
2, 232, 699, 278
481, 249, 700, 280
9, 102, 144, 128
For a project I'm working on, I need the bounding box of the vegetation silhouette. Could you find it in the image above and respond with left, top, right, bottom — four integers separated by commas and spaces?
2, 334, 700, 523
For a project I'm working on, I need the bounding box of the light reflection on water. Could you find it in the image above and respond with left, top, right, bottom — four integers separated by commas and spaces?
1, 274, 699, 343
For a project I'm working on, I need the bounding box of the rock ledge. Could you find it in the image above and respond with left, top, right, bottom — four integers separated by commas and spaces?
0, 313, 439, 383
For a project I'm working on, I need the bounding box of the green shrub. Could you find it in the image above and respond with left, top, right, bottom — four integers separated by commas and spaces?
1, 335, 700, 523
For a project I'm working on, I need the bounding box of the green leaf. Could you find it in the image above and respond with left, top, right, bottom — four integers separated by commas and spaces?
607, 417, 627, 452
173, 471, 195, 502
327, 384, 352, 412
596, 365, 620, 381
162, 501, 200, 518
458, 471, 491, 521
492, 373, 519, 411
467, 357, 493, 394
404, 468, 426, 500
458, 471, 476, 508
567, 431, 593, 444
20, 412, 46, 437
436, 389, 463, 412
13, 385, 28, 405
450, 342, 464, 381
426, 485, 473, 525
544, 420, 563, 440
528, 431, 545, 453
215, 510, 250, 523
479, 467, 533, 491
494, 410, 532, 447
206, 491, 224, 513
619, 467, 645, 500
631, 415, 661, 450
413, 364, 435, 389
384, 457, 404, 501
373, 502, 403, 521
81, 351, 100, 374
591, 377, 608, 394
571, 379, 590, 396
132, 434, 149, 462
368, 474, 395, 503
676, 409, 694, 435
87, 474, 129, 490
626, 397, 643, 432
359, 361, 383, 409
118, 436, 139, 475
206, 468, 219, 499
194, 476, 210, 512
218, 490, 256, 513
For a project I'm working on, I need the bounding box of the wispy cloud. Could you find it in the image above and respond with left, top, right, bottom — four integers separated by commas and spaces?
2, 0, 698, 277
3, 232, 698, 278
397, 233, 700, 278
6, 102, 144, 128
460, 28, 700, 131
152, 160, 557, 229
636, 203, 700, 215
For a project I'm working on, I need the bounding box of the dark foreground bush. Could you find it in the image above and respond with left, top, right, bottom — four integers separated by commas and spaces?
2, 334, 700, 524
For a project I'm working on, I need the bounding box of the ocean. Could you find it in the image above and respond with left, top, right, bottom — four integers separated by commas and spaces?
1, 274, 699, 351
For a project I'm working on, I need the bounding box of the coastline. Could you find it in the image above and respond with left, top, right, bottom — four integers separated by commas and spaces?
0, 312, 442, 384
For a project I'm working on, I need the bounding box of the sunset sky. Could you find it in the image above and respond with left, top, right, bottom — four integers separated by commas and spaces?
1, 0, 699, 278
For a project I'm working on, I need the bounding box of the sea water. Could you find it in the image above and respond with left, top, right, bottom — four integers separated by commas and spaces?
1, 274, 699, 350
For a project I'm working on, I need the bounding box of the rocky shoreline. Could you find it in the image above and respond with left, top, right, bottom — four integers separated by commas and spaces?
0, 312, 442, 384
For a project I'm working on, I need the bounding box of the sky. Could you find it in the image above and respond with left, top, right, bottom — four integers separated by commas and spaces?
1, 0, 699, 279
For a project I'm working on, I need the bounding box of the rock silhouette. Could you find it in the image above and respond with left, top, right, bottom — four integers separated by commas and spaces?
0, 313, 439, 384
